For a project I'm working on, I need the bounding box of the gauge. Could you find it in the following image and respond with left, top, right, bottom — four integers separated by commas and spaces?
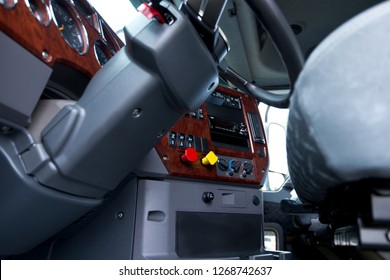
1, 0, 18, 9
94, 39, 114, 66
101, 20, 121, 51
50, 0, 89, 55
24, 0, 52, 26
72, 0, 97, 29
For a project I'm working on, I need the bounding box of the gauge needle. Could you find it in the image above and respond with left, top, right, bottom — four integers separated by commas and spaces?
59, 26, 64, 31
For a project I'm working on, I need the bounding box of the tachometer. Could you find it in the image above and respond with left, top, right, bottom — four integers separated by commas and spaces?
24, 0, 52, 26
50, 0, 89, 55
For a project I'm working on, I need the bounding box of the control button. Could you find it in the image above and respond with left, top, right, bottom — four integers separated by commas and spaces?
202, 192, 215, 203
201, 151, 218, 166
178, 133, 185, 148
198, 108, 204, 119
229, 160, 242, 173
257, 147, 266, 157
181, 148, 198, 163
242, 161, 254, 175
190, 112, 197, 118
217, 158, 228, 171
168, 131, 177, 147
253, 195, 260, 206
186, 135, 194, 148
230, 97, 241, 109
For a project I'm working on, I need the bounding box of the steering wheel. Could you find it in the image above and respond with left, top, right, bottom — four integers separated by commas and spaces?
218, 0, 305, 108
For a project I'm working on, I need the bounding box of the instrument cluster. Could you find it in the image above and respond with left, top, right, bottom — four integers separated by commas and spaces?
0, 0, 124, 77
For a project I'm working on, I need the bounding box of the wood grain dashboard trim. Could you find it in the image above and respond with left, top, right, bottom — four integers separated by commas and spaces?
0, 0, 124, 79
155, 85, 269, 187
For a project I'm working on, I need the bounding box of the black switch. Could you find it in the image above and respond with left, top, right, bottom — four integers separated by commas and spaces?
168, 131, 177, 147
178, 133, 185, 148
258, 147, 266, 157
186, 135, 194, 148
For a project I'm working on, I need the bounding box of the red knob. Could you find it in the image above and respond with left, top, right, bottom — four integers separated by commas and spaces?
181, 148, 198, 163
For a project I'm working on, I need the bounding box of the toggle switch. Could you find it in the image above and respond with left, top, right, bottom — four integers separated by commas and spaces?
201, 151, 218, 165
181, 148, 198, 163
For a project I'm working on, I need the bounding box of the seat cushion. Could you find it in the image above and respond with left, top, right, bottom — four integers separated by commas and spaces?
287, 1, 390, 204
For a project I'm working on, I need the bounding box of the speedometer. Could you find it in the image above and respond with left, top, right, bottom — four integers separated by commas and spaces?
50, 0, 89, 55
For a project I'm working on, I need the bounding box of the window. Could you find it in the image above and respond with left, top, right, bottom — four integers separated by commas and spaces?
258, 92, 289, 191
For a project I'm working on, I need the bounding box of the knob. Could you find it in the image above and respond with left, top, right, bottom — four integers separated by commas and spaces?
201, 151, 218, 165
202, 192, 215, 203
217, 158, 228, 171
181, 148, 198, 163
242, 161, 254, 175
229, 160, 242, 173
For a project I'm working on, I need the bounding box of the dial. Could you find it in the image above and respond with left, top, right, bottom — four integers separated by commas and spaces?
51, 0, 89, 54
72, 0, 97, 29
94, 39, 114, 66
242, 161, 254, 175
229, 159, 242, 173
24, 0, 52, 26
217, 158, 228, 171
1, 0, 18, 9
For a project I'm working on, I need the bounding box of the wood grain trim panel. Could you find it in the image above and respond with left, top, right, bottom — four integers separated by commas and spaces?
155, 85, 269, 186
0, 0, 124, 78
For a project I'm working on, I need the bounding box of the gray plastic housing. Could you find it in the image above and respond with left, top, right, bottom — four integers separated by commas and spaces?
37, 2, 218, 198
0, 133, 101, 255
133, 179, 264, 259
0, 31, 52, 126
44, 178, 263, 260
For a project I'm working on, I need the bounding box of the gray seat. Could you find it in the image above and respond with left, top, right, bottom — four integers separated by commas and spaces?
287, 0, 390, 205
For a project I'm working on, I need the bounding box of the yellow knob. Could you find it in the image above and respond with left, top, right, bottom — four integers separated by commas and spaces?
201, 151, 218, 166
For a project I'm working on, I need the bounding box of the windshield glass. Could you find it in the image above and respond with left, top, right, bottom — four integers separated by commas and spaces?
88, 0, 137, 42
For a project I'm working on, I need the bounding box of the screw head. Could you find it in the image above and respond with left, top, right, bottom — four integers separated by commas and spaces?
116, 211, 124, 220
41, 50, 52, 62
132, 108, 142, 118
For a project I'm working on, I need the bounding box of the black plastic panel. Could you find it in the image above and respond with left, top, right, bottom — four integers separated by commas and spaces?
176, 211, 262, 258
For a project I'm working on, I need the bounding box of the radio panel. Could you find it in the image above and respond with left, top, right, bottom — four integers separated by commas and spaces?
154, 85, 269, 186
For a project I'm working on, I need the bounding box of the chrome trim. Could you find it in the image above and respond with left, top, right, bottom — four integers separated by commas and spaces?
49, 0, 89, 55
93, 39, 115, 67
1, 0, 18, 9
24, 0, 52, 26
218, 27, 230, 52
70, 0, 101, 33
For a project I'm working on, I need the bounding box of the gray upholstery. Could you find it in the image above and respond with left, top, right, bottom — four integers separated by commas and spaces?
287, 0, 390, 204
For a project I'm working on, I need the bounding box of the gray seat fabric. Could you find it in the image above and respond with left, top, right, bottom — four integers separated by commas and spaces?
287, 0, 390, 204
